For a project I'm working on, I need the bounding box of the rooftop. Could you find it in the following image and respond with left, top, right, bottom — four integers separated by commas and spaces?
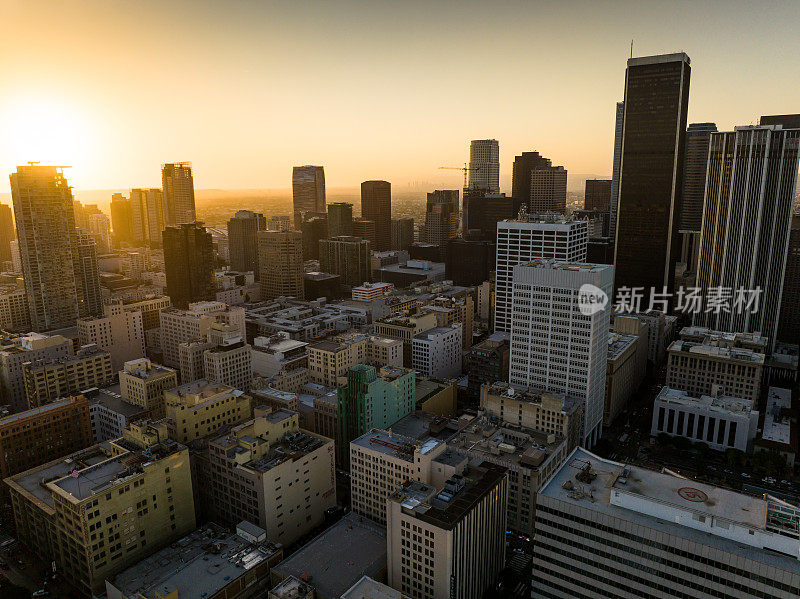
540, 448, 800, 568
760, 387, 796, 448
482, 382, 583, 415
668, 339, 765, 364
341, 576, 410, 599
351, 429, 429, 462
389, 462, 507, 530
655, 386, 756, 415
0, 396, 83, 426
108, 523, 282, 599
413, 324, 461, 341
607, 332, 638, 360
272, 513, 386, 599
521, 259, 609, 273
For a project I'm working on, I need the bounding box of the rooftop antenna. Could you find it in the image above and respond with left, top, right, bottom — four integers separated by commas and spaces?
630, 39, 634, 58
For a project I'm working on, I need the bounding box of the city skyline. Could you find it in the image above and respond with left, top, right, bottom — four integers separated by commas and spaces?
2, 1, 799, 193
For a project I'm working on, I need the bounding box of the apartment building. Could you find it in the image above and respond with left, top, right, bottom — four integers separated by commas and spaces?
118, 358, 179, 418
0, 395, 92, 482
0, 333, 73, 413
160, 301, 246, 368
386, 463, 508, 599
164, 379, 252, 444
615, 311, 676, 364
352, 282, 394, 302
203, 336, 253, 391
77, 301, 146, 370
6, 420, 195, 595
0, 283, 30, 332
337, 365, 415, 466
480, 382, 584, 453
419, 296, 474, 349
307, 332, 403, 387
350, 430, 466, 524
206, 410, 335, 546
652, 386, 759, 452
411, 324, 462, 379
23, 345, 114, 408
465, 334, 510, 402
374, 312, 437, 367
86, 387, 150, 443
666, 326, 765, 402
117, 295, 171, 332
533, 447, 800, 599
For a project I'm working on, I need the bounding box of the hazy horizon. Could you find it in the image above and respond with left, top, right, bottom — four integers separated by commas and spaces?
2, 1, 798, 194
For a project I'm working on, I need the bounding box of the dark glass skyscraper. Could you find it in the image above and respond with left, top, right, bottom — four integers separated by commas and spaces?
163, 223, 215, 309
678, 122, 717, 273
227, 210, 266, 275
584, 179, 612, 211
511, 151, 551, 203
695, 125, 800, 349
614, 53, 691, 295
327, 202, 354, 238
360, 180, 391, 251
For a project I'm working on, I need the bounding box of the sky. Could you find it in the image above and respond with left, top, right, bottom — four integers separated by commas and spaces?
1, 0, 798, 194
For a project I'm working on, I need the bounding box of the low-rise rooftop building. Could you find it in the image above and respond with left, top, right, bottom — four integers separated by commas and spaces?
755, 386, 798, 467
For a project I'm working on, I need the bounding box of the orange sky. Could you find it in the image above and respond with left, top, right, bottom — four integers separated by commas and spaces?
1, 0, 798, 193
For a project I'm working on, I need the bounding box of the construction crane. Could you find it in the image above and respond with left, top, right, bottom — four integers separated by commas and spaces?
439, 163, 479, 189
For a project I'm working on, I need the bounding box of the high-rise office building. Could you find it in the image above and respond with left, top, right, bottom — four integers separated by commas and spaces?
512, 151, 552, 203
23, 346, 113, 408
162, 162, 196, 225
462, 191, 522, 241
679, 122, 718, 272
110, 192, 133, 247
494, 214, 588, 333
328, 202, 354, 237
694, 125, 800, 348
319, 235, 371, 288
292, 165, 326, 228
267, 215, 291, 231
609, 101, 624, 241
421, 190, 458, 245
87, 212, 111, 253
445, 237, 495, 287
75, 228, 103, 317
163, 223, 215, 309
778, 215, 800, 345
391, 216, 414, 251
0, 203, 15, 263
468, 139, 500, 192
301, 215, 329, 260
614, 53, 691, 295
227, 209, 266, 275
530, 165, 568, 213
257, 230, 304, 300
130, 188, 166, 248
509, 260, 612, 446
10, 164, 83, 331
361, 180, 391, 251
352, 217, 377, 247
584, 179, 612, 211
533, 447, 800, 599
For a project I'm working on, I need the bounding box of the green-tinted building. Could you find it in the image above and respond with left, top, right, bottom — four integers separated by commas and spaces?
336, 364, 415, 467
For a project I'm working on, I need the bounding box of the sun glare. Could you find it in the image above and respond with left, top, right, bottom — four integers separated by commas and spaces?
1, 96, 96, 177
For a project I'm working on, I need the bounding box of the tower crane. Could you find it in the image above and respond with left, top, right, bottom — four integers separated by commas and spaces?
439, 163, 480, 189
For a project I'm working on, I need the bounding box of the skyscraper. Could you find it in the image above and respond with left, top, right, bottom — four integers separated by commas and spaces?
360, 180, 391, 251
292, 165, 326, 228
421, 190, 458, 245
162, 162, 196, 225
679, 122, 718, 272
462, 192, 522, 240
694, 125, 800, 349
10, 165, 82, 331
0, 203, 15, 263
301, 215, 329, 260
530, 165, 568, 213
87, 212, 111, 254
75, 228, 103, 317
319, 236, 371, 288
584, 179, 613, 211
257, 230, 304, 300
130, 188, 166, 248
328, 202, 354, 237
227, 209, 266, 274
509, 260, 612, 446
163, 223, 215, 309
110, 193, 133, 247
609, 101, 624, 241
391, 217, 414, 251
468, 139, 500, 192
511, 151, 552, 203
614, 53, 691, 295
494, 213, 588, 333
778, 216, 800, 345
352, 217, 376, 247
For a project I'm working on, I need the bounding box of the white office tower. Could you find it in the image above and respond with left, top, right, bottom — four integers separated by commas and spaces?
533, 447, 800, 599
509, 260, 612, 446
468, 139, 500, 192
494, 214, 588, 333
